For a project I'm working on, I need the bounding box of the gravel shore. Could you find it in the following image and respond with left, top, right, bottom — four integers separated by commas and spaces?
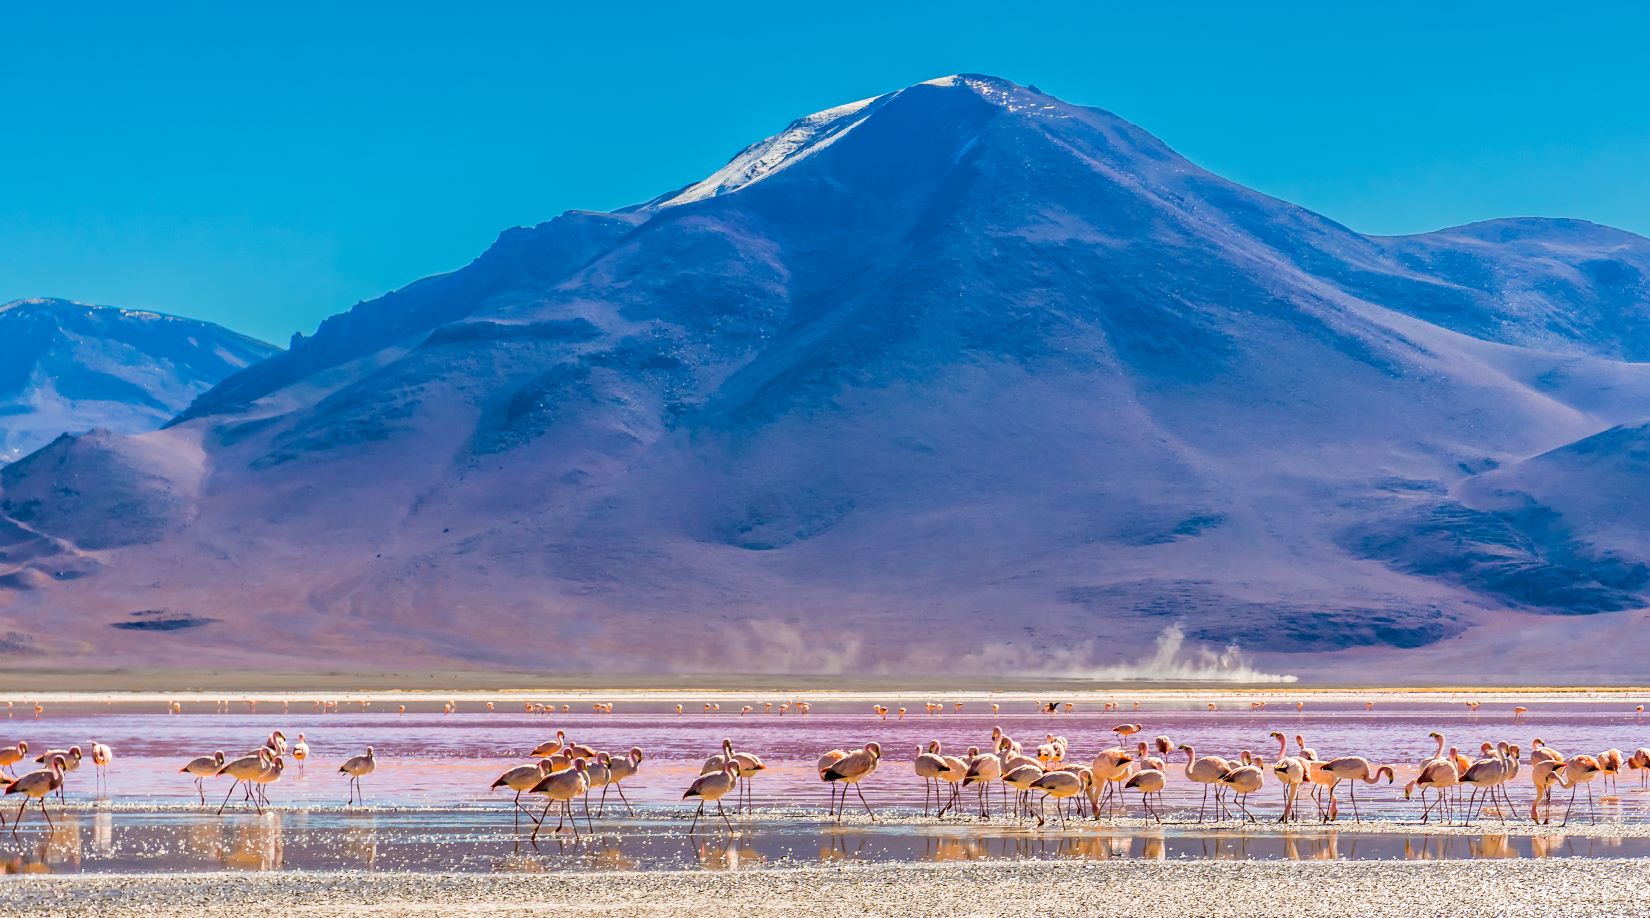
6, 859, 1650, 917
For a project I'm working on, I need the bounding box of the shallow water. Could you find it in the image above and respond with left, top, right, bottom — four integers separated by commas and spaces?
3, 695, 1649, 874
6, 811, 1649, 875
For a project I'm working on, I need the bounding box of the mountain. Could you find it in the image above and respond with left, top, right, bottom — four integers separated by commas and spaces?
3, 75, 1650, 683
0, 298, 279, 463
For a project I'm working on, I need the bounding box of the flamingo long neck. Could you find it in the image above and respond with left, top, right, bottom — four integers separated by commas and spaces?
1433, 734, 1445, 759
1182, 747, 1197, 779
1275, 735, 1287, 759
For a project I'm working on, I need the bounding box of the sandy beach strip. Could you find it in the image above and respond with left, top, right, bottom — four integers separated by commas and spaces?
6, 681, 1650, 706
7, 859, 1650, 916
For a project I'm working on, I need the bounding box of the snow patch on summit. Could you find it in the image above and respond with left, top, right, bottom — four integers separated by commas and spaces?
654, 94, 886, 208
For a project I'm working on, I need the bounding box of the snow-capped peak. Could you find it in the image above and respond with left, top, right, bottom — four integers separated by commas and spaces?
650, 93, 890, 208
648, 75, 1055, 210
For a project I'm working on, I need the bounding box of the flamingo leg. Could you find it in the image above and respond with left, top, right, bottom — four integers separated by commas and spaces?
855, 783, 875, 821
217, 780, 241, 815
531, 797, 555, 838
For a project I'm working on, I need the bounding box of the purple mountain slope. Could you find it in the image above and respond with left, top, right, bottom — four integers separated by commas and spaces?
2, 75, 1648, 681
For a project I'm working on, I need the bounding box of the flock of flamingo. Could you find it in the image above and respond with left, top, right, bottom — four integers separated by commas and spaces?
3, 700, 1648, 841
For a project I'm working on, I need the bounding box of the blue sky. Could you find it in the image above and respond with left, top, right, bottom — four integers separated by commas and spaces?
4, 2, 1648, 344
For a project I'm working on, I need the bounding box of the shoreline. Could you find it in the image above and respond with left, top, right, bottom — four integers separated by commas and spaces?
6, 860, 1650, 916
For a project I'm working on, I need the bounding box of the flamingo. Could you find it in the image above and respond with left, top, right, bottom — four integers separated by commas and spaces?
0, 741, 28, 777
339, 746, 376, 805
817, 749, 848, 813
530, 733, 566, 758
1271, 755, 1310, 822
90, 742, 113, 794
1112, 723, 1143, 747
1558, 754, 1603, 825
1176, 745, 1229, 823
1217, 758, 1266, 822
263, 731, 288, 757
1404, 758, 1461, 824
1529, 757, 1569, 825
249, 756, 284, 808
702, 738, 766, 812
180, 750, 226, 804
1629, 748, 1650, 790
683, 761, 738, 834
1001, 762, 1045, 820
582, 753, 613, 821
492, 759, 557, 829
913, 742, 953, 815
1420, 731, 1447, 766
1459, 743, 1515, 823
934, 748, 971, 817
1087, 747, 1135, 819
1321, 756, 1395, 822
87, 742, 113, 792
1530, 738, 1563, 766
595, 746, 641, 815
215, 749, 272, 814
961, 746, 1003, 817
531, 758, 591, 840
820, 742, 881, 822
1599, 748, 1625, 793
6, 755, 65, 835
1030, 769, 1087, 827
1125, 768, 1167, 823
32, 746, 81, 800
292, 734, 310, 774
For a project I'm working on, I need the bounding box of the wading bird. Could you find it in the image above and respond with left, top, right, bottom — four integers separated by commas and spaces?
492, 759, 557, 830
181, 751, 226, 805
531, 758, 591, 840
0, 741, 28, 777
339, 746, 376, 805
821, 742, 881, 822
1176, 745, 1229, 823
683, 761, 739, 834
90, 742, 113, 794
1320, 757, 1396, 822
6, 754, 66, 835
1126, 768, 1167, 823
215, 749, 272, 815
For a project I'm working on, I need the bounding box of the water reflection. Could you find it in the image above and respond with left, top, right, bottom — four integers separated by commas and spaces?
690, 835, 765, 870
338, 814, 378, 868
10, 809, 1650, 874
0, 817, 84, 874
91, 811, 114, 855
221, 814, 283, 870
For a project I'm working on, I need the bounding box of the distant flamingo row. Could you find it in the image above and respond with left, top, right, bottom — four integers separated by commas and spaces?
10, 696, 1630, 720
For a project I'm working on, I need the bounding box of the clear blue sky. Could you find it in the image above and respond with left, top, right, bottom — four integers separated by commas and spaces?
5, 2, 1648, 344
